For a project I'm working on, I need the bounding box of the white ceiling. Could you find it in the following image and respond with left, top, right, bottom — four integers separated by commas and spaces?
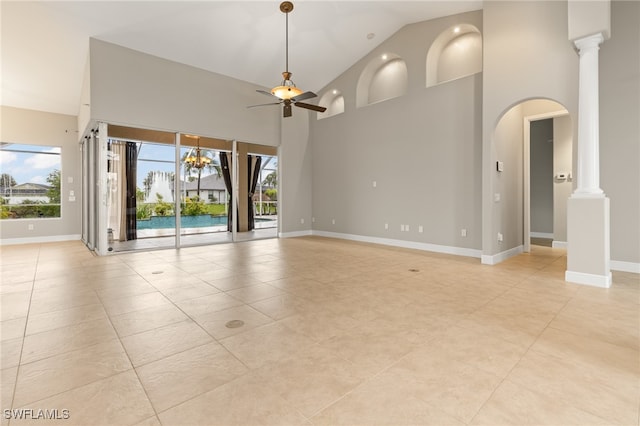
1, 1, 482, 116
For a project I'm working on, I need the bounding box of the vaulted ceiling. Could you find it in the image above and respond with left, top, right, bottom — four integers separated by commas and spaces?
1, 1, 482, 116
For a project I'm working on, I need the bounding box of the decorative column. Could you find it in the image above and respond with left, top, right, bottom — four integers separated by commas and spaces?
565, 32, 611, 288
574, 33, 604, 195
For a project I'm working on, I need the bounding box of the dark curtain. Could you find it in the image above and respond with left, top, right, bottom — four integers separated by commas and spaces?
247, 155, 262, 231
219, 152, 235, 232
125, 142, 137, 240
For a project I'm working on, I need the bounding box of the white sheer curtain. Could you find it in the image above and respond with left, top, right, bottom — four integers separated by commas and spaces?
107, 142, 127, 241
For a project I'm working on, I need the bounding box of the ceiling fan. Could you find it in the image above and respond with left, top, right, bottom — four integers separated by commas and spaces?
248, 1, 327, 118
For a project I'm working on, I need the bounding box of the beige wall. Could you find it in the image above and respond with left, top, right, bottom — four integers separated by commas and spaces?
482, 1, 579, 258
600, 0, 640, 265
87, 39, 280, 147
1, 106, 81, 242
311, 10, 484, 254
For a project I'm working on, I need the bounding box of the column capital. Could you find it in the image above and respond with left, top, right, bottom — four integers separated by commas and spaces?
574, 32, 605, 52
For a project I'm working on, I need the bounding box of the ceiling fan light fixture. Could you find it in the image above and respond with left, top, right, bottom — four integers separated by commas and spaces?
271, 74, 303, 99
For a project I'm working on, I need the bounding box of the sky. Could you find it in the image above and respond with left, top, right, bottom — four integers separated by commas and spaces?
0, 143, 61, 186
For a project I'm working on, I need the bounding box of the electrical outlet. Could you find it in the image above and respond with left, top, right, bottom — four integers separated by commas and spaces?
461, 229, 467, 237
384, 223, 389, 230
312, 217, 315, 223
494, 193, 501, 202
497, 232, 503, 242
332, 219, 335, 225
418, 225, 423, 233
28, 224, 34, 231
400, 225, 405, 232
406, 225, 410, 232
300, 218, 304, 224
372, 181, 377, 188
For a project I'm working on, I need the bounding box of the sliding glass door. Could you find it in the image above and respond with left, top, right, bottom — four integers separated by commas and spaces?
85, 123, 278, 254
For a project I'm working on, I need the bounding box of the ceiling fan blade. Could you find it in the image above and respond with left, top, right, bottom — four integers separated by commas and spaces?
294, 102, 327, 113
247, 102, 281, 109
291, 91, 317, 102
257, 89, 279, 99
283, 104, 292, 117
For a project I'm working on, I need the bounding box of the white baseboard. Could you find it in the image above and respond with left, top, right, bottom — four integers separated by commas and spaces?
0, 234, 82, 246
565, 270, 612, 288
310, 230, 482, 258
610, 260, 640, 274
279, 230, 313, 238
531, 232, 554, 239
481, 245, 524, 265
552, 241, 567, 249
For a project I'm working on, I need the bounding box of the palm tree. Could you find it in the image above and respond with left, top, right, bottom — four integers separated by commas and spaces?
181, 149, 221, 200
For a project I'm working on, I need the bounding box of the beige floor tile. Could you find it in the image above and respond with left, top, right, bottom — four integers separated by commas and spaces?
529, 327, 640, 390
470, 379, 612, 425
157, 373, 309, 426
1, 317, 26, 342
95, 281, 158, 300
25, 303, 107, 336
89, 273, 150, 290
154, 280, 221, 303
311, 370, 465, 426
28, 289, 101, 317
388, 349, 504, 423
1, 239, 638, 425
13, 339, 131, 407
200, 273, 263, 291
225, 283, 285, 304
100, 291, 172, 317
220, 322, 316, 369
277, 311, 361, 343
1, 367, 18, 410
507, 348, 639, 425
0, 280, 33, 295
254, 345, 367, 418
21, 317, 118, 364
193, 305, 273, 340
249, 294, 313, 320
175, 292, 244, 317
110, 304, 189, 338
317, 324, 416, 377
1, 291, 32, 322
549, 298, 640, 350
10, 370, 155, 426
132, 416, 162, 426
1, 337, 23, 369
410, 325, 528, 378
0, 265, 35, 287
136, 341, 247, 412
120, 320, 214, 367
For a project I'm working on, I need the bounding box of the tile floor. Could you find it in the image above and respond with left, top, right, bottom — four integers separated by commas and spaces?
0, 237, 638, 425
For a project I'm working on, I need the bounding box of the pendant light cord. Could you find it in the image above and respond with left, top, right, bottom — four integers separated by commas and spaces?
285, 11, 289, 73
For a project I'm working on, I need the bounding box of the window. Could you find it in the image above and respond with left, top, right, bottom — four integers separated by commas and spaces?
0, 143, 62, 219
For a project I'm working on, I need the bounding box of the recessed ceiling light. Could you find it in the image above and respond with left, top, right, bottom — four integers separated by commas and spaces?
367, 33, 375, 40
453, 26, 461, 34
332, 89, 338, 95
381, 54, 388, 60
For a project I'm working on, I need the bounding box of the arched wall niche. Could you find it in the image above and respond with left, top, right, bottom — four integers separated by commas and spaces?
356, 53, 408, 108
426, 24, 482, 88
317, 89, 345, 120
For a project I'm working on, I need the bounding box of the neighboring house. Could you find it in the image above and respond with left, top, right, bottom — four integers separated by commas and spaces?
1, 183, 51, 204
182, 174, 228, 203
